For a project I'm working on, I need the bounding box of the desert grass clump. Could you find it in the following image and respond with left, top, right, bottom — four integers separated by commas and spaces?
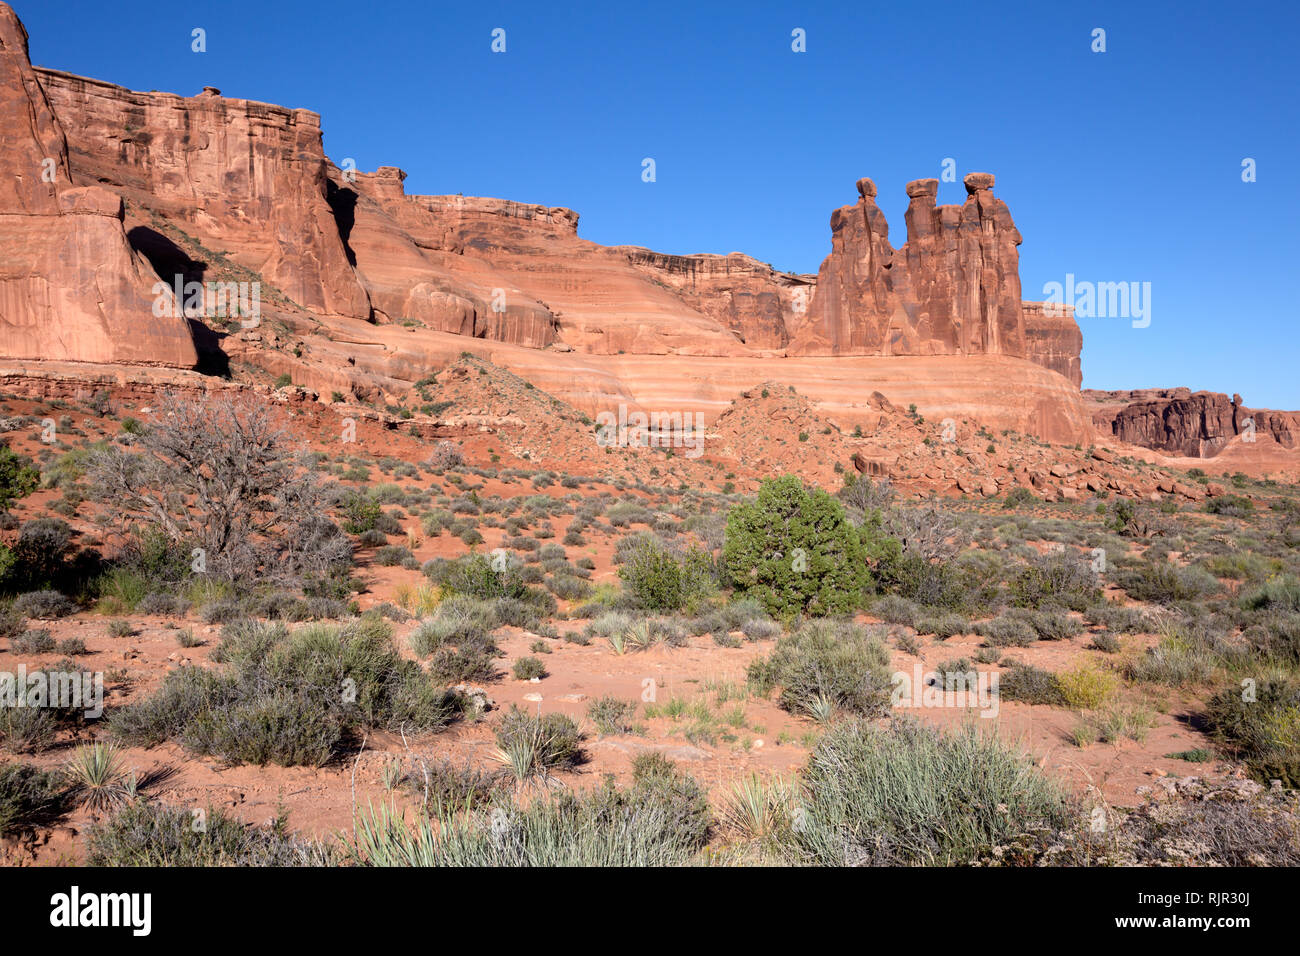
1055, 663, 1120, 710
348, 753, 710, 866
747, 619, 891, 720
789, 718, 1074, 866
721, 773, 797, 844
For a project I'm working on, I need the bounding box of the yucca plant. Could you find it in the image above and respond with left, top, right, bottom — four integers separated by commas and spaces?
721, 774, 796, 843
66, 741, 133, 813
623, 620, 655, 652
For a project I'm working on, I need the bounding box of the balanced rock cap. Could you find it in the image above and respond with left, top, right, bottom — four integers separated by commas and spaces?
906, 178, 939, 199
963, 172, 995, 193
856, 177, 877, 199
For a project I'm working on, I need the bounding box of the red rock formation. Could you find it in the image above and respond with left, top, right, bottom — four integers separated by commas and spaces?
0, 5, 196, 367
1023, 301, 1082, 387
0, 2, 1098, 443
621, 249, 811, 349
1086, 388, 1300, 457
789, 173, 1030, 361
35, 68, 371, 320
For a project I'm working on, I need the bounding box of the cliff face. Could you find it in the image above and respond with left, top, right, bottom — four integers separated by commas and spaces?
1085, 388, 1300, 458
36, 69, 371, 321
0, 1, 1100, 442
0, 7, 196, 367
1023, 301, 1083, 387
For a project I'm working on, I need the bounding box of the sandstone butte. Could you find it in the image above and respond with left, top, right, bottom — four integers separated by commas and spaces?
0, 2, 1293, 471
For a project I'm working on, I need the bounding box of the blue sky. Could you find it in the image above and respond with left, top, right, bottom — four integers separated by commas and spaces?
21, 0, 1300, 407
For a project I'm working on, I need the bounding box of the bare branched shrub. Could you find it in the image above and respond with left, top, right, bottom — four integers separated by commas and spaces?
425, 441, 464, 471
88, 392, 349, 585
883, 502, 965, 563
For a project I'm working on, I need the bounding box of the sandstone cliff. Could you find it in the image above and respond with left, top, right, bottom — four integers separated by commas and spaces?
0, 5, 196, 368
1085, 388, 1300, 458
0, 1, 1100, 444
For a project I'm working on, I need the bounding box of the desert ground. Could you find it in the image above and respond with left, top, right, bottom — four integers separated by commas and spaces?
1, 362, 1297, 867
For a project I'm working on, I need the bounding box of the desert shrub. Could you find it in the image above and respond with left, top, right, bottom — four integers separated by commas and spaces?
546, 573, 592, 601
1089, 632, 1122, 653
747, 620, 891, 720
1020, 608, 1083, 641
974, 615, 1036, 648
87, 393, 348, 586
10, 629, 55, 654
1114, 561, 1219, 604
723, 476, 874, 618
199, 597, 245, 624
1205, 494, 1254, 518
617, 535, 712, 612
55, 636, 88, 656
512, 656, 547, 680
0, 706, 57, 754
1123, 631, 1219, 687
11, 590, 75, 620
411, 600, 502, 683
587, 696, 641, 735
399, 758, 504, 813
998, 661, 1064, 705
1011, 550, 1101, 611
1083, 602, 1148, 634
374, 545, 415, 567
913, 612, 967, 640
881, 503, 964, 564
1240, 574, 1300, 615
790, 718, 1074, 865
1055, 663, 1119, 710
741, 617, 781, 641
87, 801, 332, 866
0, 762, 67, 837
136, 592, 189, 616
870, 594, 919, 627
0, 606, 23, 639
110, 618, 460, 766
1002, 487, 1037, 509
837, 475, 896, 515
445, 553, 527, 601
493, 706, 583, 777
0, 443, 39, 515
425, 441, 464, 471
12, 518, 72, 588
1206, 677, 1300, 787
348, 754, 709, 866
